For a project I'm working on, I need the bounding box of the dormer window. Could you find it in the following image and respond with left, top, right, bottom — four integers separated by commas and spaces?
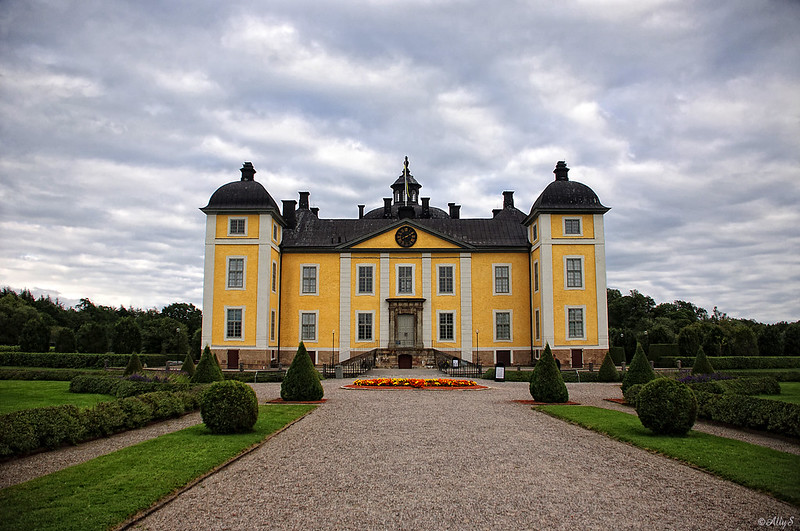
229, 218, 246, 236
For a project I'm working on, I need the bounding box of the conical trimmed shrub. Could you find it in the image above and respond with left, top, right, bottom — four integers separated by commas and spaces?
181, 352, 196, 377
621, 343, 656, 393
281, 342, 324, 401
691, 346, 715, 375
123, 352, 143, 376
191, 345, 224, 383
529, 344, 569, 403
597, 351, 619, 382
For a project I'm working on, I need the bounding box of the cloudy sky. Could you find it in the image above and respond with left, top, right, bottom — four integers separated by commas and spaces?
1, 0, 798, 323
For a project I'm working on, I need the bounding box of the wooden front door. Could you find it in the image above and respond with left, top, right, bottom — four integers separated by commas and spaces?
398, 354, 413, 369
227, 350, 239, 369
397, 314, 415, 347
307, 350, 316, 365
571, 349, 583, 369
496, 350, 511, 366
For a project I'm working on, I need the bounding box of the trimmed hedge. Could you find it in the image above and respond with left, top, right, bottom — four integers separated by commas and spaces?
223, 371, 285, 383
685, 376, 781, 396
69, 374, 190, 398
0, 388, 203, 458
609, 346, 625, 365
0, 352, 167, 369
623, 383, 644, 408
648, 343, 679, 362
719, 370, 800, 382
0, 368, 113, 381
693, 391, 800, 439
658, 356, 800, 370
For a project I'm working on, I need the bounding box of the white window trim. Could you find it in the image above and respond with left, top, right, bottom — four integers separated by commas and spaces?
493, 309, 513, 342
563, 217, 583, 236
300, 264, 319, 296
532, 222, 538, 242
271, 261, 278, 292
436, 310, 457, 343
395, 263, 416, 296
226, 256, 246, 290
270, 309, 276, 342
436, 264, 456, 296
272, 222, 279, 243
355, 310, 375, 343
299, 310, 319, 343
228, 217, 248, 236
533, 260, 539, 293
565, 305, 587, 341
356, 264, 375, 296
224, 306, 245, 341
492, 263, 512, 296
564, 256, 585, 290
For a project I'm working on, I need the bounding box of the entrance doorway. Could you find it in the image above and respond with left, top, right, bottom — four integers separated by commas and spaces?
397, 314, 415, 347
571, 349, 583, 369
227, 350, 239, 369
398, 353, 413, 369
496, 350, 511, 366
307, 350, 317, 365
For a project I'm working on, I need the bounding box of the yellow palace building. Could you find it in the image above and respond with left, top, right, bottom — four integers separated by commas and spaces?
200, 159, 610, 370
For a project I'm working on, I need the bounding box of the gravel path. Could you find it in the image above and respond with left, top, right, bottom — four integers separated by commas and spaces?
133, 371, 797, 530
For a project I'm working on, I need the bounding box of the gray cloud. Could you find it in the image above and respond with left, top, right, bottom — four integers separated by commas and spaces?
1, 0, 798, 323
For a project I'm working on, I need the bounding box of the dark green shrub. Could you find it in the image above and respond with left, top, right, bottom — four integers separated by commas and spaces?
69, 374, 121, 395
118, 397, 154, 429
717, 376, 781, 396
691, 346, 715, 375
623, 383, 644, 408
181, 352, 196, 377
529, 344, 569, 403
190, 328, 202, 359
597, 351, 618, 382
123, 352, 144, 376
200, 380, 259, 434
76, 322, 109, 354
621, 343, 655, 393
223, 371, 285, 383
659, 356, 800, 370
113, 317, 142, 354
609, 346, 625, 365
636, 378, 697, 435
694, 391, 800, 438
191, 346, 224, 383
54, 327, 77, 353
0, 351, 166, 369
648, 343, 679, 363
0, 405, 86, 457
678, 324, 703, 357
281, 342, 324, 401
19, 318, 50, 353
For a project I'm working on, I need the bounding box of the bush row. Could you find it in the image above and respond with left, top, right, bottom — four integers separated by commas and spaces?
222, 371, 285, 383
0, 352, 168, 369
480, 369, 621, 383
0, 388, 203, 458
719, 370, 800, 382
658, 356, 800, 370
686, 376, 781, 396
69, 374, 191, 398
0, 368, 115, 381
693, 391, 800, 439
647, 343, 680, 362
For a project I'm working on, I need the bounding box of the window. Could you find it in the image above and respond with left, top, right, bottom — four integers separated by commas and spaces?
494, 264, 511, 294
438, 311, 455, 342
271, 261, 277, 292
533, 261, 539, 292
495, 311, 511, 341
357, 312, 373, 341
229, 218, 246, 236
227, 258, 244, 289
565, 257, 583, 289
568, 307, 585, 339
357, 265, 374, 295
564, 218, 581, 235
301, 265, 317, 294
300, 312, 317, 342
535, 309, 541, 341
273, 223, 278, 241
532, 223, 538, 241
438, 265, 454, 295
397, 265, 414, 295
226, 308, 243, 339
270, 310, 276, 342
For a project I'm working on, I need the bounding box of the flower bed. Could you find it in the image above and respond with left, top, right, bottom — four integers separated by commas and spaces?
349, 378, 484, 389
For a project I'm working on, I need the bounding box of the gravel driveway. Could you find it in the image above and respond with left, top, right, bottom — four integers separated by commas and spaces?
135, 372, 797, 530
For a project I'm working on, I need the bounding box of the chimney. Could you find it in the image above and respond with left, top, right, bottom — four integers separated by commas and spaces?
421, 197, 430, 218
298, 191, 310, 210
310, 207, 319, 217
554, 161, 570, 181
358, 205, 365, 219
503, 191, 514, 209
282, 200, 297, 229
448, 202, 460, 219
492, 209, 502, 218
383, 198, 392, 218
240, 162, 256, 181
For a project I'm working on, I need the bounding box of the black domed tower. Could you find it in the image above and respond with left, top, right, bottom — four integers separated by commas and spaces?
200, 162, 285, 369
523, 161, 610, 370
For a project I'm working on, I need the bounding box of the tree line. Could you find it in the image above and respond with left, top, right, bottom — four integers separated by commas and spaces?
0, 288, 201, 357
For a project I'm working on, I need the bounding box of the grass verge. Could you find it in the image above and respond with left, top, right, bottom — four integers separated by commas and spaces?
0, 380, 114, 414
756, 382, 800, 405
0, 404, 316, 531
538, 405, 800, 506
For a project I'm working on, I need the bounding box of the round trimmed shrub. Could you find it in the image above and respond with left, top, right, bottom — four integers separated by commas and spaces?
200, 380, 259, 434
622, 383, 644, 408
636, 378, 697, 435
691, 346, 715, 375
621, 343, 656, 394
191, 345, 224, 383
281, 342, 324, 401
529, 344, 569, 403
597, 351, 619, 382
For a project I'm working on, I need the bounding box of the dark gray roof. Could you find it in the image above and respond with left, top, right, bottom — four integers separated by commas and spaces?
362, 203, 450, 219
282, 206, 528, 250
523, 161, 609, 224
201, 179, 282, 213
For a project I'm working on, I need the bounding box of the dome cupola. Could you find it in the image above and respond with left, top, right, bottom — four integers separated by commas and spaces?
201, 162, 283, 217
524, 161, 609, 224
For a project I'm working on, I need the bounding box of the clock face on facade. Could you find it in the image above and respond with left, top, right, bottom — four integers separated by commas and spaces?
395, 226, 417, 247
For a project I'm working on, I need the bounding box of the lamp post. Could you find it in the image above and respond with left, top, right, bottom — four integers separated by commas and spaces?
332, 330, 336, 365
475, 329, 479, 366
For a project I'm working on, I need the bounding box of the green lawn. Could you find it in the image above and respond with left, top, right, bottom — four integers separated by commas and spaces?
538, 405, 800, 506
0, 380, 114, 414
0, 404, 316, 531
756, 382, 800, 405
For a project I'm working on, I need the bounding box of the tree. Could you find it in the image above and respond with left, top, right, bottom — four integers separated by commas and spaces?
140, 317, 188, 355
700, 323, 724, 357
730, 325, 758, 356
529, 344, 569, 403
621, 343, 656, 394
597, 351, 619, 382
19, 317, 50, 352
54, 327, 77, 353
181, 352, 196, 376
0, 293, 39, 345
161, 302, 202, 338
757, 324, 785, 357
677, 323, 703, 357
112, 317, 142, 354
691, 346, 715, 375
76, 322, 109, 354
281, 342, 324, 401
191, 345, 224, 383
784, 322, 800, 356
